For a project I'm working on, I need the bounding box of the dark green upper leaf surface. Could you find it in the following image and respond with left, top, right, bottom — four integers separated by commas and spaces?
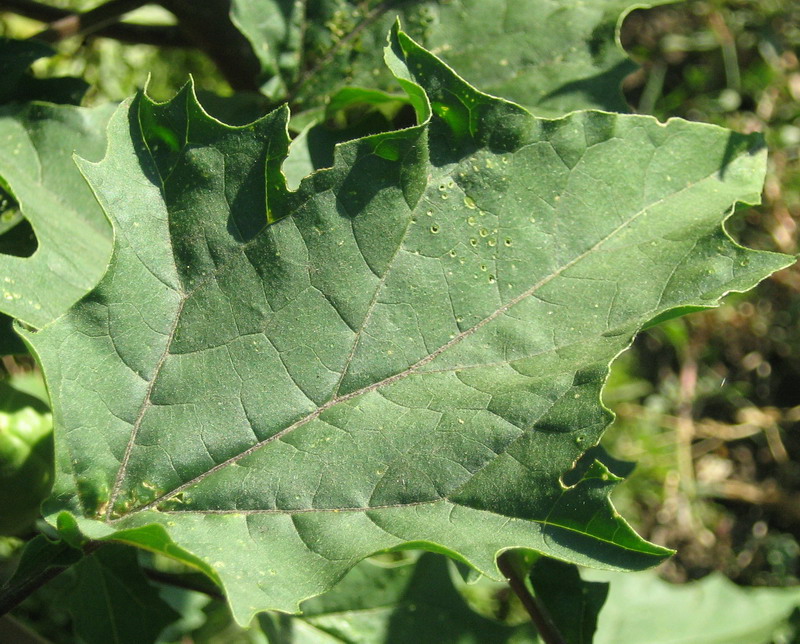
234, 0, 673, 114
27, 28, 791, 623
0, 39, 113, 329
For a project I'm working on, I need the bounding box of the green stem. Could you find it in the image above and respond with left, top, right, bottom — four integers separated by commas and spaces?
497, 552, 567, 644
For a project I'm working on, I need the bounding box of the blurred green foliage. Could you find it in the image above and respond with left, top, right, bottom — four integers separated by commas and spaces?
0, 4, 230, 102
605, 0, 800, 589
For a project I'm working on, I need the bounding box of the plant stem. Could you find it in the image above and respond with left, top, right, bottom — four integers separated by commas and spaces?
0, 541, 99, 617
0, 0, 189, 47
31, 0, 152, 43
497, 552, 567, 644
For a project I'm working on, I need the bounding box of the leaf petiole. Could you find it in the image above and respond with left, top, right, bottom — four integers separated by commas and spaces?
497, 551, 567, 644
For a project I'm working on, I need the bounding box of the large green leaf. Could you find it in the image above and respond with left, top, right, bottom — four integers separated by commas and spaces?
233, 0, 673, 114
24, 27, 792, 624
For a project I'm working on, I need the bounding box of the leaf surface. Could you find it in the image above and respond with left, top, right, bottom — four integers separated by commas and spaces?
26, 28, 792, 623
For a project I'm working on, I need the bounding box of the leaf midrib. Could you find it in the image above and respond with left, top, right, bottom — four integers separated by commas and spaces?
105, 96, 190, 519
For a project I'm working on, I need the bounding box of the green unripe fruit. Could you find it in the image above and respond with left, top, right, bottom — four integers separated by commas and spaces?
0, 405, 53, 535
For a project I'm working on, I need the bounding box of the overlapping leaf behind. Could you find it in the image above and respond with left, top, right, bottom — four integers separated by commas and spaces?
0, 39, 113, 330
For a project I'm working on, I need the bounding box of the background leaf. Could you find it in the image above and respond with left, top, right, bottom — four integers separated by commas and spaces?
0, 378, 53, 535
229, 0, 304, 100
68, 544, 179, 644
232, 0, 675, 115
0, 40, 113, 329
0, 38, 88, 106
2, 536, 81, 598
528, 558, 608, 644
588, 569, 800, 644
260, 552, 538, 643
282, 85, 413, 189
